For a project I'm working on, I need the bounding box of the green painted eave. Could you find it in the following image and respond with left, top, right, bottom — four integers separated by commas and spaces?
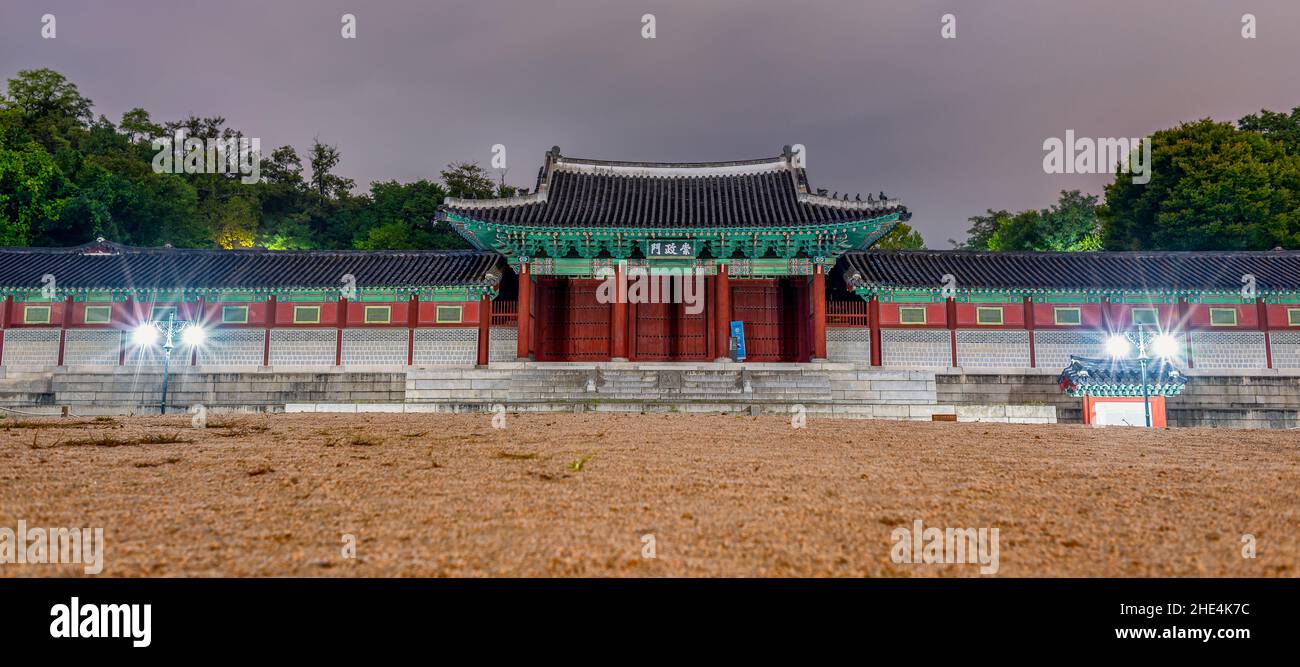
442, 211, 901, 265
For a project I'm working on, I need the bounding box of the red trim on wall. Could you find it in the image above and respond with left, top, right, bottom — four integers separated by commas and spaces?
868, 296, 882, 367
1177, 298, 1193, 369
477, 294, 491, 366
407, 295, 418, 366
335, 297, 348, 366
56, 296, 72, 366
0, 296, 10, 363
1024, 296, 1036, 368
946, 298, 958, 367
1258, 297, 1272, 369
263, 295, 276, 367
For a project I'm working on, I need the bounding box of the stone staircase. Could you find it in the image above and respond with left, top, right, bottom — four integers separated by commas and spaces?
400, 362, 966, 419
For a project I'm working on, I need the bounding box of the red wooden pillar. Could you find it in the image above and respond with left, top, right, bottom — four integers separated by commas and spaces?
119, 295, 131, 366
868, 295, 882, 366
0, 295, 11, 365
704, 275, 715, 360
263, 295, 276, 367
811, 265, 827, 360
627, 299, 639, 361
611, 262, 628, 360
190, 296, 202, 366
56, 295, 73, 366
1024, 296, 1036, 368
714, 263, 731, 360
1257, 297, 1272, 369
407, 294, 418, 366
335, 296, 348, 365
477, 293, 491, 366
946, 297, 958, 367
517, 262, 531, 360
1177, 297, 1193, 368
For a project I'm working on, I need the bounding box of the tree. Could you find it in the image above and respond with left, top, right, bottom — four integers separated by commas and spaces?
1238, 106, 1300, 155
208, 195, 259, 248
307, 138, 354, 199
952, 209, 1011, 249
0, 69, 93, 124
1102, 119, 1300, 250
954, 191, 1101, 252
0, 140, 71, 245
873, 222, 925, 250
440, 162, 496, 199
119, 108, 162, 145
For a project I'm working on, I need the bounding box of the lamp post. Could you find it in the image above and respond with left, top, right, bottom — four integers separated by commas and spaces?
1106, 325, 1179, 429
1135, 324, 1151, 428
133, 313, 205, 415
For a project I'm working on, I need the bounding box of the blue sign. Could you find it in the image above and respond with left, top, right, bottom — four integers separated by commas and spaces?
729, 320, 746, 361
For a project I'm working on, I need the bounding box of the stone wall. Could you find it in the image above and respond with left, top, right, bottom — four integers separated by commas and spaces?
937, 371, 1300, 428
46, 369, 406, 414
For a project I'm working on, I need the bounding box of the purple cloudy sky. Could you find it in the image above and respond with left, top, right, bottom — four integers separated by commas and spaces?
3, 0, 1298, 245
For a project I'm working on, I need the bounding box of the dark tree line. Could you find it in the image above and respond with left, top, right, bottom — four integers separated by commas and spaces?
0, 68, 509, 250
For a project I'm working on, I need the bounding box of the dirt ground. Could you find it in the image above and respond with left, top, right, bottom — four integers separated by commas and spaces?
0, 412, 1296, 577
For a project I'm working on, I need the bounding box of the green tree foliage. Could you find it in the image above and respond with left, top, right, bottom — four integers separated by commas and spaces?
0, 139, 70, 245
954, 190, 1102, 251
872, 222, 926, 250
0, 68, 507, 251
1102, 118, 1300, 250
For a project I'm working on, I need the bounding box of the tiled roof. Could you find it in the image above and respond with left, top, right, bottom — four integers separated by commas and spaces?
1059, 356, 1187, 396
842, 250, 1300, 292
0, 241, 505, 290
440, 146, 908, 229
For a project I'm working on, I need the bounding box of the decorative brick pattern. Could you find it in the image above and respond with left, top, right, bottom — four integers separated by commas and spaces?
881, 329, 950, 368
199, 330, 266, 367
269, 329, 336, 366
957, 330, 1030, 368
413, 328, 476, 366
1189, 331, 1267, 370
63, 330, 121, 366
1033, 330, 1107, 370
827, 327, 870, 362
1270, 331, 1300, 369
122, 340, 167, 367
489, 327, 517, 362
343, 329, 409, 366
1, 329, 60, 368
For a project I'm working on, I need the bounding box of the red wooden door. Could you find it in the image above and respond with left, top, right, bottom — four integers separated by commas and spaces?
538, 278, 610, 361
730, 279, 800, 362
633, 280, 708, 361
635, 302, 708, 360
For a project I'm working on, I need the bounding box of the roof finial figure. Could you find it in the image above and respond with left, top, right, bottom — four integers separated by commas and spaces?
879, 191, 888, 201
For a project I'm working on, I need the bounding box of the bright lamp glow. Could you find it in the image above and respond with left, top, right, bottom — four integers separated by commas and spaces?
181, 325, 207, 346
131, 323, 160, 347
1105, 334, 1131, 358
1151, 333, 1180, 359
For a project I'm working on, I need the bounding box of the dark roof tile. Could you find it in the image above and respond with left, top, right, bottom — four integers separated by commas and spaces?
0, 242, 504, 291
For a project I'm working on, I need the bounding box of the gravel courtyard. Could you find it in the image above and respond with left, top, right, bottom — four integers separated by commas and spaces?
1, 412, 1296, 577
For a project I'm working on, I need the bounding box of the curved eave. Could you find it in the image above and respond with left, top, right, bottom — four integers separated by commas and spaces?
440, 210, 902, 240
